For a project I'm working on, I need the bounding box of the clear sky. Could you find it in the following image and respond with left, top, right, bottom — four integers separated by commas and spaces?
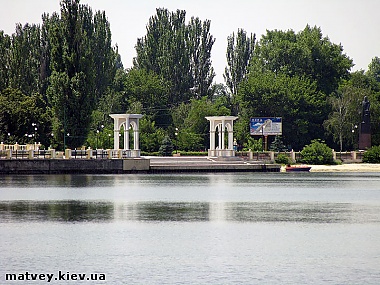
1, 0, 379, 83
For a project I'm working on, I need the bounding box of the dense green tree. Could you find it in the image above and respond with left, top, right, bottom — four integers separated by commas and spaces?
0, 88, 52, 146
188, 17, 215, 98
8, 24, 42, 96
123, 68, 171, 127
92, 10, 117, 100
40, 13, 55, 98
139, 117, 166, 153
134, 9, 190, 104
323, 87, 356, 152
235, 26, 353, 150
251, 25, 353, 95
134, 8, 215, 105
237, 70, 327, 150
0, 31, 11, 91
367, 56, 380, 83
224, 29, 255, 97
45, 0, 116, 149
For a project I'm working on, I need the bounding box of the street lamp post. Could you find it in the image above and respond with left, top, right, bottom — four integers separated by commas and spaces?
96, 129, 99, 149
50, 133, 54, 149
351, 124, 358, 150
66, 133, 70, 151
31, 123, 38, 146
175, 128, 178, 154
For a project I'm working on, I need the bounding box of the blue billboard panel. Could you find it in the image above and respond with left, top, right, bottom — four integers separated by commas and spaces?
250, 117, 282, 135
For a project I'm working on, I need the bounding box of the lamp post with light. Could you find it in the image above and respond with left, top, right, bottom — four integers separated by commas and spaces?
174, 128, 178, 154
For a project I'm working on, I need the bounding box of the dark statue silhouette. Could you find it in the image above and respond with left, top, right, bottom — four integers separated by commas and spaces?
359, 96, 371, 149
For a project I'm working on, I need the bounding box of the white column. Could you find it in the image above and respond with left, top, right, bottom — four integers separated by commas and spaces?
228, 130, 233, 149
124, 118, 130, 150
114, 118, 119, 150
209, 120, 215, 150
134, 130, 139, 150
218, 126, 222, 149
210, 130, 215, 150
124, 128, 129, 150
221, 120, 225, 149
135, 119, 140, 150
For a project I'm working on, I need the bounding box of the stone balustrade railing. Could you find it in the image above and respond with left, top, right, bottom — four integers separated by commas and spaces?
0, 148, 141, 159
0, 142, 41, 151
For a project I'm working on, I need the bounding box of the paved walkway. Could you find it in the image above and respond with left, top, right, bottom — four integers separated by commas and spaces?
145, 156, 280, 173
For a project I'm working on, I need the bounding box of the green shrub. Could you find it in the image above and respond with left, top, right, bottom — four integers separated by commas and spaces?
275, 153, 290, 165
158, 136, 173, 156
300, 139, 334, 165
363, 146, 380, 163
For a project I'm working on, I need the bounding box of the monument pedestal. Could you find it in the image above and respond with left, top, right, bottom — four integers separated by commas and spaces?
359, 121, 371, 150
359, 132, 371, 150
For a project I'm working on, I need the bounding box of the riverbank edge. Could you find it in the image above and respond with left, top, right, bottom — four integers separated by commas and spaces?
280, 163, 380, 172
0, 157, 281, 174
2, 158, 380, 174
310, 163, 380, 172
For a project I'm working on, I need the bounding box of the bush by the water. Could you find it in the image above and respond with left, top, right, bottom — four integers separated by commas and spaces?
363, 146, 380, 163
275, 153, 291, 165
300, 139, 334, 165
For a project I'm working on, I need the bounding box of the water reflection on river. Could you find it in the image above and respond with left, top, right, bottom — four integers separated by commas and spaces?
1, 173, 380, 284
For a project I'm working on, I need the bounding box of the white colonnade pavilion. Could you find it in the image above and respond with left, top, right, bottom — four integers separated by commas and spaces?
109, 114, 143, 157
205, 116, 238, 157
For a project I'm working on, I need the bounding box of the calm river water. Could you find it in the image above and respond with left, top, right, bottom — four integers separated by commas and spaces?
1, 172, 380, 284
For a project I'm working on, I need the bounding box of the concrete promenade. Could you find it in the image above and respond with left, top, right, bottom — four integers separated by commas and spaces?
0, 156, 280, 174
149, 156, 280, 173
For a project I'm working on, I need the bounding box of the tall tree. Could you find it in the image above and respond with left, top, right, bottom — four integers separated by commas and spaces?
134, 8, 215, 106
367, 56, 380, 83
0, 31, 11, 91
92, 10, 116, 100
323, 88, 353, 152
8, 23, 42, 96
46, 0, 94, 148
188, 17, 215, 98
45, 0, 116, 148
134, 9, 189, 105
224, 29, 255, 96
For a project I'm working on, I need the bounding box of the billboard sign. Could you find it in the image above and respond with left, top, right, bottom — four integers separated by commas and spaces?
250, 117, 282, 136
